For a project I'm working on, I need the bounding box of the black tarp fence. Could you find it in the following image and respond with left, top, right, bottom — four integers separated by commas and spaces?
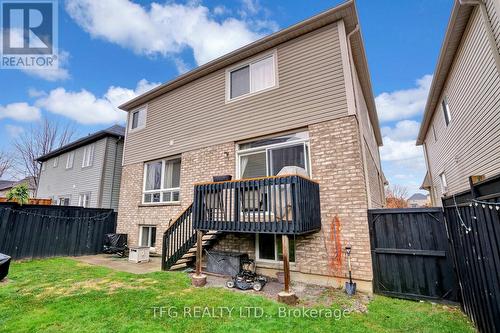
442, 174, 500, 333
0, 202, 116, 260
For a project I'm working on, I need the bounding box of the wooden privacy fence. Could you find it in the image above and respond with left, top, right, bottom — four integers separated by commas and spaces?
368, 208, 458, 301
0, 203, 116, 260
442, 174, 500, 333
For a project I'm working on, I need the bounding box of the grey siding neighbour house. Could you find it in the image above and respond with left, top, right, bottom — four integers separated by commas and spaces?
36, 125, 125, 211
417, 0, 500, 206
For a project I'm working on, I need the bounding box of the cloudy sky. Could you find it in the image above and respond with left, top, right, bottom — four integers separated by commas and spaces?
0, 0, 453, 195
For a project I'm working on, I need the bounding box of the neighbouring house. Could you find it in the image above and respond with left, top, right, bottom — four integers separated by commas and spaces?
117, 0, 385, 292
417, 0, 500, 206
407, 193, 429, 208
36, 125, 125, 210
0, 177, 37, 198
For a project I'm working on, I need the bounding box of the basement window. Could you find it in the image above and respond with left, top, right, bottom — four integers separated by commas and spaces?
139, 225, 156, 250
256, 234, 295, 263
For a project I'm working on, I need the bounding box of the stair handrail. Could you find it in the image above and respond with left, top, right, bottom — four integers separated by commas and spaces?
161, 203, 196, 270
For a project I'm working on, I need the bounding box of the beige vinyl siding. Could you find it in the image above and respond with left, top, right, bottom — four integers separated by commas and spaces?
37, 138, 108, 207
424, 6, 500, 203
124, 22, 348, 165
99, 137, 124, 210
484, 0, 500, 52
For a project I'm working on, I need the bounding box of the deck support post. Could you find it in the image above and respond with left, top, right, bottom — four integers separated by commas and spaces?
278, 234, 298, 305
191, 230, 206, 287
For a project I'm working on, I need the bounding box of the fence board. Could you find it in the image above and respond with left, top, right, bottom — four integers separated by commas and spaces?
0, 203, 116, 260
368, 208, 458, 302
443, 175, 500, 333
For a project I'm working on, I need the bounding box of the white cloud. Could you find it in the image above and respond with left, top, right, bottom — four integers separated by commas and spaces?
0, 103, 41, 122
381, 120, 420, 141
21, 50, 70, 81
65, 0, 277, 67
28, 88, 47, 98
173, 58, 190, 74
375, 74, 433, 122
35, 79, 160, 125
5, 125, 25, 138
380, 137, 423, 161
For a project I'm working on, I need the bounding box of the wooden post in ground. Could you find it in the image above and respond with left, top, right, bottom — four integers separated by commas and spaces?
191, 230, 206, 287
278, 234, 298, 305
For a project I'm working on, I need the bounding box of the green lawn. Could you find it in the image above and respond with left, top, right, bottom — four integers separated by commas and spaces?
0, 258, 474, 333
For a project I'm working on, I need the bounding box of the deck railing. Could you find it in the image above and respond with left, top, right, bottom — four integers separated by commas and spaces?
192, 175, 321, 235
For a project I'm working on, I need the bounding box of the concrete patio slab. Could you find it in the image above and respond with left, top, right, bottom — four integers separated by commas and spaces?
73, 254, 161, 274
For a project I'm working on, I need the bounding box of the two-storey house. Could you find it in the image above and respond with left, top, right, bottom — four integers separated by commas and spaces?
417, 0, 500, 206
117, 0, 384, 292
36, 125, 125, 210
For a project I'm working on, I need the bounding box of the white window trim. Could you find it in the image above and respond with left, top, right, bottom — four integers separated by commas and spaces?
142, 156, 181, 204
236, 135, 312, 179
139, 225, 157, 251
41, 162, 46, 171
66, 152, 75, 169
78, 192, 91, 208
225, 49, 279, 103
82, 144, 95, 168
255, 234, 295, 264
53, 156, 59, 168
128, 105, 147, 133
439, 172, 448, 194
442, 97, 452, 126
58, 195, 71, 206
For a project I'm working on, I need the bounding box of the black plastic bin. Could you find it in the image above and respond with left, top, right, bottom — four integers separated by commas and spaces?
206, 251, 248, 276
0, 253, 11, 281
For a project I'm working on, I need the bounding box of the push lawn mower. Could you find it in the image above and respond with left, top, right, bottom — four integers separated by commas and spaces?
225, 258, 267, 291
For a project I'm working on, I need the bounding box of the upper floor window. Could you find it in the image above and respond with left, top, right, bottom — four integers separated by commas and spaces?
66, 152, 74, 169
442, 97, 451, 126
53, 156, 59, 168
82, 144, 95, 168
143, 157, 181, 204
439, 172, 448, 193
228, 52, 277, 101
130, 106, 147, 131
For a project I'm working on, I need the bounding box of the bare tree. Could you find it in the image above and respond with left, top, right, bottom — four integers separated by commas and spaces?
13, 118, 75, 188
0, 151, 12, 179
385, 184, 409, 208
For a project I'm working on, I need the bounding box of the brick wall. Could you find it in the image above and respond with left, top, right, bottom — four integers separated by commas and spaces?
203, 116, 373, 282
117, 142, 235, 252
117, 116, 373, 283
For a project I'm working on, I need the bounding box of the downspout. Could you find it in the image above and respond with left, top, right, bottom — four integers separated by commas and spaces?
345, 23, 374, 208
459, 0, 500, 72
110, 136, 123, 211
422, 142, 436, 206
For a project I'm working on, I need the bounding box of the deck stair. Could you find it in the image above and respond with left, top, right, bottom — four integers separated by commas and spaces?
161, 204, 222, 271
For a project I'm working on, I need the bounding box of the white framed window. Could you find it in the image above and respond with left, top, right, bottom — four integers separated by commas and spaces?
237, 131, 311, 179
58, 196, 71, 206
41, 162, 46, 171
139, 225, 157, 250
82, 144, 95, 168
439, 172, 448, 193
143, 157, 181, 204
78, 192, 91, 208
442, 97, 451, 126
226, 51, 277, 101
66, 152, 74, 169
129, 106, 147, 131
53, 156, 59, 168
256, 234, 295, 263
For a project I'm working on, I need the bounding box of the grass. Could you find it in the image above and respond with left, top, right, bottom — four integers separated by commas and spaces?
0, 258, 474, 333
